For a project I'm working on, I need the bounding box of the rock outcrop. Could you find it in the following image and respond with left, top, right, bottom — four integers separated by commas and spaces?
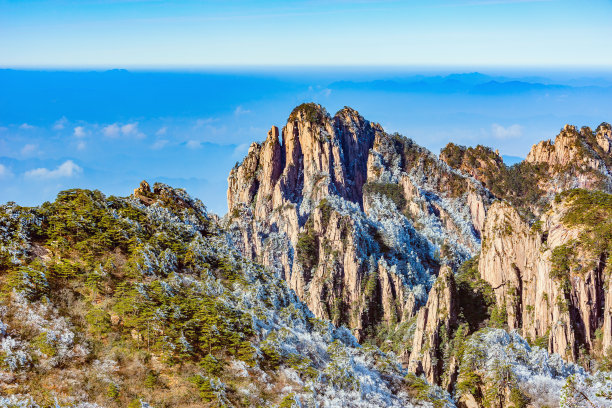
404, 266, 457, 384
526, 124, 612, 194
227, 103, 490, 344
441, 123, 612, 218
227, 104, 612, 393
478, 195, 610, 362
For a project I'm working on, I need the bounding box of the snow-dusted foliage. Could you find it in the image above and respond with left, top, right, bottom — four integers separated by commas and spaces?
0, 185, 453, 407
327, 194, 435, 304
0, 203, 41, 266
458, 328, 612, 407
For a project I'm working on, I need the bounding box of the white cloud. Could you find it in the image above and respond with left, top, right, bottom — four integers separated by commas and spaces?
21, 143, 38, 156
19, 123, 35, 130
25, 160, 82, 179
186, 140, 202, 149
232, 143, 249, 157
77, 141, 87, 150
0, 164, 13, 179
194, 118, 215, 128
103, 123, 120, 137
152, 139, 168, 150
73, 126, 86, 138
53, 117, 68, 130
155, 126, 167, 136
121, 122, 139, 136
103, 122, 144, 138
234, 106, 251, 116
491, 123, 523, 139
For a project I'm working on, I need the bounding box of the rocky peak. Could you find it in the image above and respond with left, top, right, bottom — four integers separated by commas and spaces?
439, 143, 505, 190
227, 103, 489, 353
525, 123, 612, 193
526, 124, 584, 167
596, 122, 612, 153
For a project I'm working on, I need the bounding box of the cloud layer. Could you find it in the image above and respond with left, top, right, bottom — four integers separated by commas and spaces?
25, 160, 82, 179
491, 123, 523, 139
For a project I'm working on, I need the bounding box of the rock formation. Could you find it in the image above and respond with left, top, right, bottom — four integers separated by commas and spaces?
478, 194, 610, 362
227, 103, 489, 344
404, 266, 457, 384
526, 124, 612, 194
227, 103, 612, 394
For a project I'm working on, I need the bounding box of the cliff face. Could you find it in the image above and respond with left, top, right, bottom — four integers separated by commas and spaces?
227, 104, 612, 398
227, 104, 489, 343
478, 192, 611, 362
404, 266, 457, 385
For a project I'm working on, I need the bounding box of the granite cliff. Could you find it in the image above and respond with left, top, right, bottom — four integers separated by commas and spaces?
226, 104, 612, 406
227, 103, 489, 347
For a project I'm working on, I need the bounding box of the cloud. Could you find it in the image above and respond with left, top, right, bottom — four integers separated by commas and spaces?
0, 164, 13, 179
152, 139, 169, 150
186, 140, 202, 149
73, 126, 86, 138
21, 143, 38, 156
121, 122, 139, 136
77, 141, 87, 150
19, 123, 35, 130
155, 126, 167, 136
491, 123, 523, 139
194, 118, 216, 128
25, 160, 82, 179
103, 122, 145, 138
102, 123, 120, 137
53, 117, 68, 130
234, 106, 251, 116
232, 143, 250, 157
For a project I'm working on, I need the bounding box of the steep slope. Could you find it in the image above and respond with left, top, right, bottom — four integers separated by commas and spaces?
227, 104, 490, 349
453, 328, 612, 408
477, 189, 612, 364
0, 183, 453, 408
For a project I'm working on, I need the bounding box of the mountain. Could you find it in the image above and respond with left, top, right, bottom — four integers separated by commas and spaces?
226, 103, 612, 406
1, 103, 611, 407
0, 183, 452, 407
226, 104, 490, 344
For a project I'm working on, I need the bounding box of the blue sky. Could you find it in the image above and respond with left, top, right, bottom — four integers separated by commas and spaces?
1, 0, 612, 67
0, 1, 611, 214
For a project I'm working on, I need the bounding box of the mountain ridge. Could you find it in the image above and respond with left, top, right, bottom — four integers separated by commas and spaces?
1, 103, 611, 407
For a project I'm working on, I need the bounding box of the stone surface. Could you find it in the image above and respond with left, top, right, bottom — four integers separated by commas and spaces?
405, 266, 457, 384
478, 200, 608, 361
226, 104, 488, 342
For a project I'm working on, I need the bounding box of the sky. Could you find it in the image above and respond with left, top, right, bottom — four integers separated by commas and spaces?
0, 1, 611, 214
1, 0, 612, 67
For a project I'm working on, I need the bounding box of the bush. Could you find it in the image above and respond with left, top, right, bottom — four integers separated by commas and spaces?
363, 182, 407, 210
288, 103, 327, 125
456, 256, 495, 331
296, 221, 319, 272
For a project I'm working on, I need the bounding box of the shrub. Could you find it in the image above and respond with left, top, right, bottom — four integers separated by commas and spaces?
288, 103, 327, 125
296, 222, 319, 272
363, 182, 407, 210
456, 256, 495, 331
